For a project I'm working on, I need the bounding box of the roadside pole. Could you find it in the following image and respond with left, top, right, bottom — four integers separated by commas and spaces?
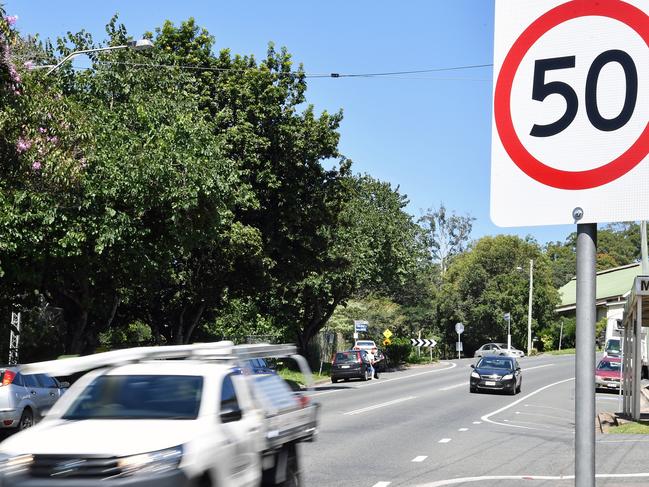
575, 223, 596, 487
558, 321, 563, 351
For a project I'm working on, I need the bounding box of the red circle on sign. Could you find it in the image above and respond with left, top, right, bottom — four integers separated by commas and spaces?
494, 0, 649, 190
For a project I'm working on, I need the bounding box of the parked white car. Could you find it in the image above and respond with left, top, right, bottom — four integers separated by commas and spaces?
353, 340, 377, 351
474, 343, 524, 358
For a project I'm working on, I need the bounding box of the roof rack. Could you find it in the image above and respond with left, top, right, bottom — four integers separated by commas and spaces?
19, 342, 300, 378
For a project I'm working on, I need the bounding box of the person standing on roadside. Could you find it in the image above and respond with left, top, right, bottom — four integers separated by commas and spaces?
370, 347, 381, 379
365, 348, 375, 380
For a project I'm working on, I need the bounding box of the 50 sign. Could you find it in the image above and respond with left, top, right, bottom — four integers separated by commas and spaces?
530, 49, 638, 137
493, 0, 649, 191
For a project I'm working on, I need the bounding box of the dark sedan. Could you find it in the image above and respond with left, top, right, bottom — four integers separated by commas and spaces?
331, 350, 373, 383
470, 356, 521, 395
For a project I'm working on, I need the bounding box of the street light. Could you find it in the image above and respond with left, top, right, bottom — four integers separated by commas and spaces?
517, 259, 534, 356
45, 39, 154, 75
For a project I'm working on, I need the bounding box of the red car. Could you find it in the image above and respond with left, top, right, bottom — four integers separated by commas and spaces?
595, 356, 621, 391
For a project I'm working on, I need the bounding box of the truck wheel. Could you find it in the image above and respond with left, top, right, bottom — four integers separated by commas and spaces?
262, 445, 301, 486
331, 378, 338, 384
283, 446, 301, 487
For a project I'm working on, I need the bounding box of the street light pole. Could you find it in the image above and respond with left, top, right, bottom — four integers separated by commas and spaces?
527, 259, 534, 355
45, 39, 153, 75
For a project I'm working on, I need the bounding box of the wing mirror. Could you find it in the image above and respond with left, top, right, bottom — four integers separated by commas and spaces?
470, 364, 475, 369
59, 381, 70, 389
220, 407, 243, 423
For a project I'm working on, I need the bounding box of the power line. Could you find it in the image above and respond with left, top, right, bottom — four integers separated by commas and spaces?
78, 59, 493, 79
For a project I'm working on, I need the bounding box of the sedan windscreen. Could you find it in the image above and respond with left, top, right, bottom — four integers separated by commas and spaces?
598, 361, 621, 371
478, 358, 513, 369
63, 375, 203, 420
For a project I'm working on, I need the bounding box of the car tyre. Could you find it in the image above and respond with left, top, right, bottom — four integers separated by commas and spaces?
361, 370, 368, 381
18, 408, 33, 430
516, 381, 521, 394
331, 378, 338, 384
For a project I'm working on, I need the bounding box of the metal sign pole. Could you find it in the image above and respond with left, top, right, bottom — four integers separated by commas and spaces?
575, 223, 596, 487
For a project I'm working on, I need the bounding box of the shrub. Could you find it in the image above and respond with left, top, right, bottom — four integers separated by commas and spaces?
385, 338, 412, 365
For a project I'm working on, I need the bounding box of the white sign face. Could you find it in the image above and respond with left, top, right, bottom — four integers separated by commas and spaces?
636, 277, 649, 295
455, 322, 464, 335
491, 0, 649, 227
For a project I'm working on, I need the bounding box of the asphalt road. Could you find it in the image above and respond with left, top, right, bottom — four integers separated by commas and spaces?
302, 354, 649, 487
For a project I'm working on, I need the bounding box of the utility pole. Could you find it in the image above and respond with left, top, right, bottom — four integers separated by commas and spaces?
527, 259, 534, 355
641, 221, 648, 274
8, 312, 21, 365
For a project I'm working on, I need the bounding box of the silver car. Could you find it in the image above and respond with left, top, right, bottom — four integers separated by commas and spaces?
0, 367, 67, 431
474, 343, 525, 358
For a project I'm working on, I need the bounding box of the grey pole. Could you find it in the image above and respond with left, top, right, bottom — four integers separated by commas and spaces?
559, 321, 564, 351
575, 223, 596, 487
527, 259, 533, 355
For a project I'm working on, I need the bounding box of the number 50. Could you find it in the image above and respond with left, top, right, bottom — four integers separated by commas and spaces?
530, 49, 638, 137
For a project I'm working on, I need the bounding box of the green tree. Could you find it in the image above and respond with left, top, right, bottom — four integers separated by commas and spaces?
419, 204, 474, 274
439, 235, 559, 356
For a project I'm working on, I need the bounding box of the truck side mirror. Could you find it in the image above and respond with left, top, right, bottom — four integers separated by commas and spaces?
220, 407, 243, 423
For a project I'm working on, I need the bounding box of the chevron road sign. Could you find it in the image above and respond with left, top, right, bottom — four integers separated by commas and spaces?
410, 338, 437, 348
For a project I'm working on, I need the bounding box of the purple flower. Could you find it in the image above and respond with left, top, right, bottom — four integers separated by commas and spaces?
16, 138, 31, 153
38, 127, 47, 134
4, 15, 18, 26
31, 161, 41, 171
47, 136, 59, 144
23, 61, 35, 70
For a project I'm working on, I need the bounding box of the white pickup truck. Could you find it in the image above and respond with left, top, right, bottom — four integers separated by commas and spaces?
0, 342, 319, 487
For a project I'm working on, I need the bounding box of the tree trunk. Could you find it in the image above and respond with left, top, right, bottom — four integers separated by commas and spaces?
183, 302, 206, 344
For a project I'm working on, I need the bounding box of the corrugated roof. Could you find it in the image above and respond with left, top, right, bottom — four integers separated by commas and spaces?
558, 263, 640, 308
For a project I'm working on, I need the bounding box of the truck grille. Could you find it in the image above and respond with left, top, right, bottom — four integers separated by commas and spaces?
30, 455, 122, 479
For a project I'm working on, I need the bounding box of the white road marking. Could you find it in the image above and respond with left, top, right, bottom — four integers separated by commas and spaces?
440, 382, 466, 391
343, 396, 416, 416
524, 403, 572, 413
458, 428, 468, 432
311, 362, 456, 397
372, 482, 391, 487
481, 377, 575, 430
522, 364, 555, 371
472, 421, 481, 424
412, 456, 428, 462
515, 410, 569, 420
415, 473, 649, 486
438, 438, 451, 443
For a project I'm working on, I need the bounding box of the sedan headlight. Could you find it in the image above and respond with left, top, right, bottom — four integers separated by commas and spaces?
0, 454, 33, 476
471, 371, 480, 379
502, 374, 514, 380
117, 446, 183, 477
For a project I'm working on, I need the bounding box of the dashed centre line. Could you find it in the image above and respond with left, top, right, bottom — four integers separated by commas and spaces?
438, 438, 452, 443
458, 428, 469, 432
412, 456, 428, 462
372, 482, 391, 487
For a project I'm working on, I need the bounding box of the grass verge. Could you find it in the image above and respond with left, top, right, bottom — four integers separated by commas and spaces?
278, 368, 330, 385
608, 420, 649, 434
544, 348, 576, 355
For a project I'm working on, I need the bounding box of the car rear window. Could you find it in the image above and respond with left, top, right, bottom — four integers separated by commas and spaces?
335, 352, 358, 363
63, 375, 203, 420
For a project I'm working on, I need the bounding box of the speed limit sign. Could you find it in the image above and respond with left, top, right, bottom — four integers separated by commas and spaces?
491, 0, 649, 226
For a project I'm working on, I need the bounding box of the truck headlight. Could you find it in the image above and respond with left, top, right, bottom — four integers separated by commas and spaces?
471, 372, 480, 379
0, 454, 33, 476
117, 446, 183, 477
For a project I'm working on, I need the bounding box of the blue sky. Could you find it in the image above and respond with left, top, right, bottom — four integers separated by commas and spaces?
6, 0, 578, 244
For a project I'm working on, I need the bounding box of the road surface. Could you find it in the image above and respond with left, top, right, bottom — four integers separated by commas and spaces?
302, 354, 649, 486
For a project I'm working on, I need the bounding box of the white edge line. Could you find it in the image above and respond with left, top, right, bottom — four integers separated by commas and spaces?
480, 377, 575, 430
438, 438, 451, 443
344, 396, 416, 416
311, 362, 456, 397
416, 473, 649, 487
372, 482, 391, 487
412, 456, 428, 462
